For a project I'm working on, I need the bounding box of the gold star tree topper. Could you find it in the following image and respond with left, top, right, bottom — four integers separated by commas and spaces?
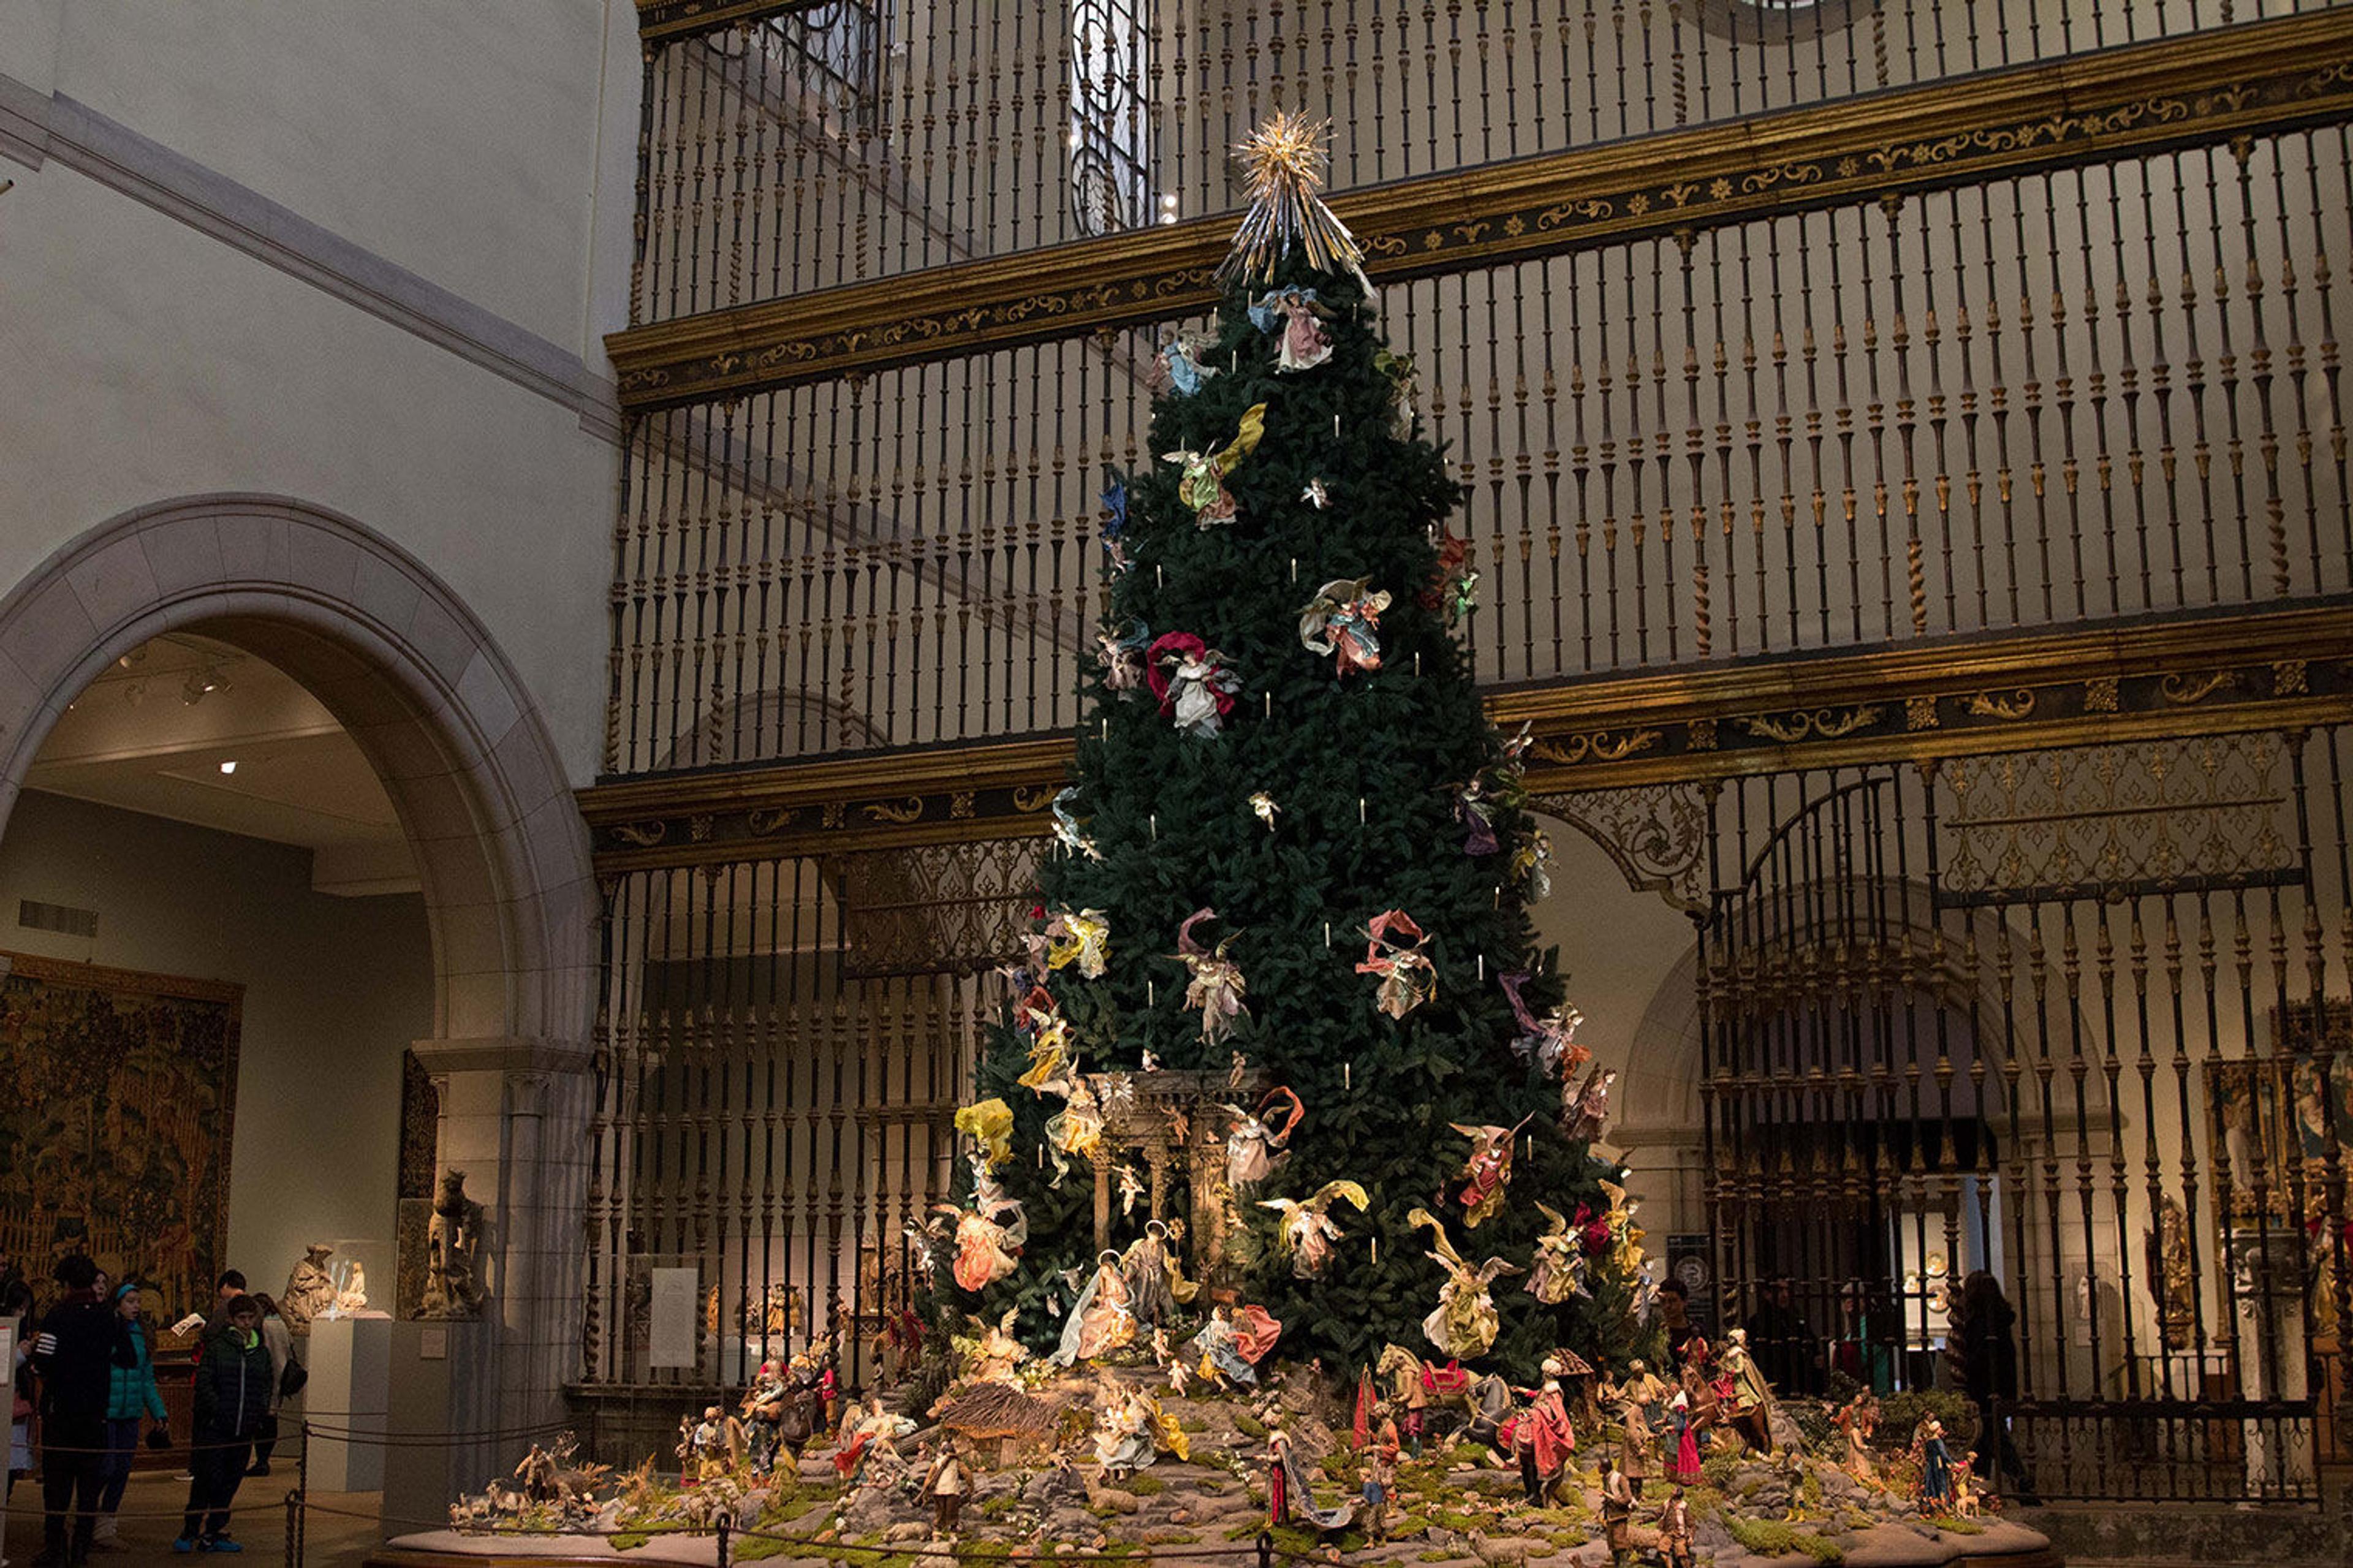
1216, 111, 1372, 291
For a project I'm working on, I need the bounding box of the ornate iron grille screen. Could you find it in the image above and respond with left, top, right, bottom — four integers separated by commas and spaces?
1689, 727, 2351, 1504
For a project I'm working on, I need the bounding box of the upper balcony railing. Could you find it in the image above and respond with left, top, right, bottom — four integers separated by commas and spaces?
627, 0, 2333, 324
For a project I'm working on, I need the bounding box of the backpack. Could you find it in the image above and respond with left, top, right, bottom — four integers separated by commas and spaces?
278, 1354, 308, 1400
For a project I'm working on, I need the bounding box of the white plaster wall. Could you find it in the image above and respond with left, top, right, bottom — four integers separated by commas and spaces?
0, 789, 431, 1302
0, 0, 643, 787
7, 0, 626, 349
0, 166, 616, 782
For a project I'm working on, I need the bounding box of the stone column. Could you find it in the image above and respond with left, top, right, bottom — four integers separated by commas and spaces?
405, 1036, 595, 1491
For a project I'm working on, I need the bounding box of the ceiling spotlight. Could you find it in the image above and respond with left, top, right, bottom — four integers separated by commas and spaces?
181, 664, 228, 705
218, 760, 238, 775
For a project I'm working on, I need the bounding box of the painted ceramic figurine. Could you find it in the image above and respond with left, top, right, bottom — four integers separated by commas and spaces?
1356, 909, 1438, 1019
1563, 1064, 1618, 1142
1161, 403, 1267, 525
1914, 1414, 1954, 1508
1835, 1390, 1879, 1482
1259, 1178, 1370, 1277
1247, 286, 1336, 371
941, 1154, 1028, 1291
1050, 1249, 1135, 1366
1408, 1206, 1521, 1358
1656, 1487, 1696, 1568
1173, 906, 1251, 1043
1224, 1085, 1303, 1187
1297, 577, 1391, 677
1449, 1117, 1531, 1230
1528, 1202, 1594, 1303
1720, 1328, 1775, 1453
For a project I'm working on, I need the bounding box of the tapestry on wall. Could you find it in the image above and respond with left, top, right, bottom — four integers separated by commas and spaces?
0, 950, 241, 1324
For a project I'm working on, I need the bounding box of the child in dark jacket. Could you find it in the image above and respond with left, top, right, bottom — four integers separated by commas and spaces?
176, 1295, 272, 1554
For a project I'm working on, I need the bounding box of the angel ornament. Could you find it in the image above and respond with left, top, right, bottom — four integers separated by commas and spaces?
939, 1154, 1029, 1292
1499, 971, 1588, 1081
1528, 1202, 1594, 1304
1096, 620, 1151, 695
1044, 906, 1110, 979
1224, 1085, 1304, 1189
1259, 1180, 1370, 1278
1173, 906, 1251, 1045
1356, 909, 1438, 1020
1564, 1066, 1619, 1143
1148, 633, 1241, 738
1044, 1074, 1107, 1180
1297, 578, 1392, 678
1162, 402, 1267, 526
1408, 1206, 1521, 1360
1049, 786, 1103, 861
1450, 1116, 1532, 1230
1155, 330, 1221, 396
1248, 286, 1336, 371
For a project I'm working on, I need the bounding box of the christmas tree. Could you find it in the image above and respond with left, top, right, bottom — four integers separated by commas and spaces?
932, 116, 1655, 1381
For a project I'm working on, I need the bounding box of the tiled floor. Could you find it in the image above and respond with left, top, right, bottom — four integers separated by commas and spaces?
2, 1469, 381, 1567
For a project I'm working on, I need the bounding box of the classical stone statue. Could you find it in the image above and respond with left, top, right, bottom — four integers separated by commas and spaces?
418, 1167, 488, 1319
282, 1243, 337, 1336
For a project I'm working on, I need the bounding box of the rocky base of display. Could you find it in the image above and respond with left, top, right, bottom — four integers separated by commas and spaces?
366, 1367, 2057, 1568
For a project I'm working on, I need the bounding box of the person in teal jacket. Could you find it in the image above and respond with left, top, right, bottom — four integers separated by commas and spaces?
95, 1282, 169, 1548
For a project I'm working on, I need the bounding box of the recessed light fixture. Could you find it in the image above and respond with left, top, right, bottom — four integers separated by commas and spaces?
218, 760, 238, 775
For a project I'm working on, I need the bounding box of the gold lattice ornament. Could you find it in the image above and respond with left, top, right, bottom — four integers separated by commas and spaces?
1216, 111, 1373, 292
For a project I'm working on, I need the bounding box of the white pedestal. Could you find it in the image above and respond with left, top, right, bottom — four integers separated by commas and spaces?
381, 1320, 495, 1539
306, 1315, 392, 1491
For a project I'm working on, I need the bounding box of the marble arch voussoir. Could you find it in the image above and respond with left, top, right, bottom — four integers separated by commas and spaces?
0, 493, 595, 1051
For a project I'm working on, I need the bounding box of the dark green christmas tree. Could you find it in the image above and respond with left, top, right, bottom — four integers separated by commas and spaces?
933, 115, 1656, 1382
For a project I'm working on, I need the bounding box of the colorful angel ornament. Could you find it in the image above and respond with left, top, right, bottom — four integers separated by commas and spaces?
1248, 791, 1280, 830
1044, 906, 1110, 979
1100, 479, 1132, 572
1248, 286, 1336, 371
1224, 1085, 1303, 1188
1044, 1075, 1107, 1181
1096, 620, 1152, 695
1259, 1179, 1370, 1277
953, 1097, 1015, 1167
1162, 402, 1267, 526
1300, 479, 1331, 509
1450, 1116, 1533, 1230
1420, 527, 1478, 623
939, 1154, 1028, 1292
1357, 909, 1438, 1020
1050, 786, 1103, 860
1499, 971, 1589, 1081
1527, 1202, 1594, 1305
1373, 347, 1421, 437
1173, 906, 1250, 1045
1564, 1065, 1619, 1143
1146, 632, 1241, 738
1455, 775, 1499, 856
1407, 1206, 1522, 1360
1297, 578, 1392, 678
1509, 828, 1555, 902
1155, 330, 1221, 396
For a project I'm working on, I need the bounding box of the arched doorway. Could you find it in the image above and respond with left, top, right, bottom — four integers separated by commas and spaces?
0, 494, 596, 1433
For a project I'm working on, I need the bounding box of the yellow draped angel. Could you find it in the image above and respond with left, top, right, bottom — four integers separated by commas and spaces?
954, 1097, 1014, 1167
1162, 402, 1267, 526
1045, 907, 1110, 979
1259, 1179, 1370, 1278
1407, 1205, 1521, 1360
1017, 1013, 1077, 1095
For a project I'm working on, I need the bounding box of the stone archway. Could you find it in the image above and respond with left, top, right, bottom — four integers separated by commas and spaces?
0, 494, 596, 1433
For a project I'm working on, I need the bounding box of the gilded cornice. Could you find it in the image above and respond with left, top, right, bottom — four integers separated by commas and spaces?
635, 0, 808, 47
581, 601, 2353, 872
608, 10, 2353, 409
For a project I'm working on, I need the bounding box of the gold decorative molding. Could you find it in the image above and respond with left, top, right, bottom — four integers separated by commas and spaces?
608, 10, 2353, 409
635, 0, 806, 47
580, 601, 2353, 870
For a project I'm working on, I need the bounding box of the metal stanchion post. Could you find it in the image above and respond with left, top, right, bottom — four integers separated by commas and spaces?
716, 1515, 732, 1568
284, 1488, 300, 1568
1257, 1529, 1274, 1568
